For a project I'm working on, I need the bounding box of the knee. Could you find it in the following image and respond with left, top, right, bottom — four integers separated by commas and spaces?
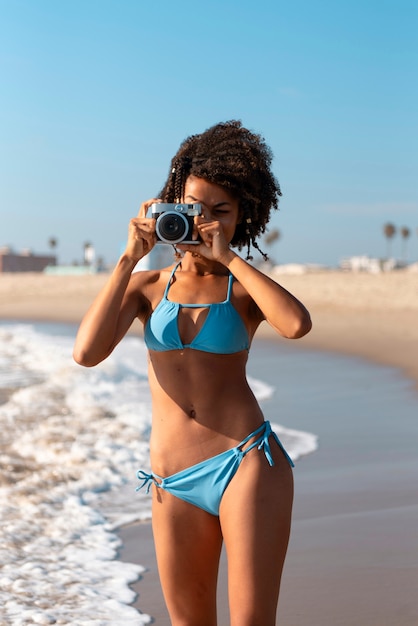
230, 607, 277, 626
164, 583, 218, 626
168, 605, 217, 626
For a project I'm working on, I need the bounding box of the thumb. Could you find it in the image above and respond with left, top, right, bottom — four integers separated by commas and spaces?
138, 198, 161, 218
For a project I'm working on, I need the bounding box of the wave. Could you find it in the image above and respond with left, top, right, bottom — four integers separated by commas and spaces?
0, 322, 317, 624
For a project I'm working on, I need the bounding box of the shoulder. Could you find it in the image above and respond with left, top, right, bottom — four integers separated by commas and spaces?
127, 265, 176, 318
128, 264, 176, 290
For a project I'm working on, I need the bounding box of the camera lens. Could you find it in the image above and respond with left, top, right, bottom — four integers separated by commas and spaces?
156, 212, 188, 244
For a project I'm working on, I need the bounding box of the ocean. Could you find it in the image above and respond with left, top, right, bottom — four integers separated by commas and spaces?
0, 321, 317, 625
2, 320, 417, 624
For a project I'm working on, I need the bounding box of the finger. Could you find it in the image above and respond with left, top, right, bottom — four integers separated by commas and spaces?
128, 220, 156, 254
198, 223, 221, 242
177, 243, 208, 257
138, 198, 161, 218
195, 214, 212, 227
130, 217, 155, 235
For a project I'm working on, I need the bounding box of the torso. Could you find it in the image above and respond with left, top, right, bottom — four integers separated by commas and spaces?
133, 260, 265, 477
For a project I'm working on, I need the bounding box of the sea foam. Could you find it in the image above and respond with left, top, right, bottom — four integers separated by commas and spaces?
0, 322, 316, 624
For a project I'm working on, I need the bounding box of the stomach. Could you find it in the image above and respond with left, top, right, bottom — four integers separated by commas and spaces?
147, 349, 265, 476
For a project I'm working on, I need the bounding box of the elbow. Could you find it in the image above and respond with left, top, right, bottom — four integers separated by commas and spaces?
73, 350, 95, 368
291, 313, 312, 339
295, 315, 312, 339
73, 346, 103, 368
282, 312, 312, 340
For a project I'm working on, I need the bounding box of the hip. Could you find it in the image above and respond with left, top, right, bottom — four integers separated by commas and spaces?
149, 401, 267, 477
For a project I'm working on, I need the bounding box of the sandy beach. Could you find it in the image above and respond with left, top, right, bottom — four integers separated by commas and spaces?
1, 268, 417, 385
1, 268, 417, 625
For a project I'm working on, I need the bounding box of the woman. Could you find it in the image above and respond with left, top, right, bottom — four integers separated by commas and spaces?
73, 120, 312, 625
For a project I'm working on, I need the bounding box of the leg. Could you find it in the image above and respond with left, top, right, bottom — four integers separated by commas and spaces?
219, 441, 294, 626
152, 486, 223, 626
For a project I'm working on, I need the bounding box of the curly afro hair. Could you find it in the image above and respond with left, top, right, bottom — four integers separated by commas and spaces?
158, 120, 282, 260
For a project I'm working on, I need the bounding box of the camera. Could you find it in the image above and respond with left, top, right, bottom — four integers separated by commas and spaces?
150, 203, 202, 245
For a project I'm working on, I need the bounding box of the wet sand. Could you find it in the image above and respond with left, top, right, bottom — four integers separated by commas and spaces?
1, 268, 417, 624
119, 334, 418, 625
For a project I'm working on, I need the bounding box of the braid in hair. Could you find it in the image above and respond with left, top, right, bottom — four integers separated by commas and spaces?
243, 215, 269, 262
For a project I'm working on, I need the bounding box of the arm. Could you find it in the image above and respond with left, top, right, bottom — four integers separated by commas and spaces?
73, 254, 143, 366
179, 218, 311, 339
223, 251, 312, 339
73, 199, 159, 367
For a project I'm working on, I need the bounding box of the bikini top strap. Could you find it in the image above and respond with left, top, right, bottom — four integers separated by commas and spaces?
163, 261, 182, 298
226, 272, 234, 301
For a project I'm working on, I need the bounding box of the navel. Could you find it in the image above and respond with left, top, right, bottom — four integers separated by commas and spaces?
189, 406, 196, 419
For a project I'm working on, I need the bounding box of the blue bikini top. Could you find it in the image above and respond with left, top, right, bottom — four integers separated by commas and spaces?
144, 263, 250, 354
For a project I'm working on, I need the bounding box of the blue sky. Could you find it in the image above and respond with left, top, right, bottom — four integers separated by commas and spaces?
1, 0, 417, 267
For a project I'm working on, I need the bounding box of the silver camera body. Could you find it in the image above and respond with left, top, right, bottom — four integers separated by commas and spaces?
150, 203, 202, 245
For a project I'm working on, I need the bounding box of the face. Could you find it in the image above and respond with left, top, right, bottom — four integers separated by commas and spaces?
183, 176, 240, 244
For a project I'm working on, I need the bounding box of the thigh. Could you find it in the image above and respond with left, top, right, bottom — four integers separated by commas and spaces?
219, 441, 294, 626
152, 485, 223, 626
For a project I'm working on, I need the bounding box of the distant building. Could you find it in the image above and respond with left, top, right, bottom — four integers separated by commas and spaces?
0, 248, 56, 272
339, 255, 402, 273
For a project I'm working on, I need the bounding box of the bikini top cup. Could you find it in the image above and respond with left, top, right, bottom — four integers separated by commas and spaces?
144, 263, 250, 354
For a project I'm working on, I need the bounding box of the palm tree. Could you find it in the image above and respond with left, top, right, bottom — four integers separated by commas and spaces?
48, 237, 57, 252
400, 227, 410, 262
48, 237, 58, 265
383, 223, 396, 259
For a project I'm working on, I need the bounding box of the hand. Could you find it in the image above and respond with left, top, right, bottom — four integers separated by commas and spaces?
177, 215, 234, 264
124, 199, 159, 262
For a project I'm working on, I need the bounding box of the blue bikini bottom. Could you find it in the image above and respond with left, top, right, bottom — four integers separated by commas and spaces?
136, 421, 294, 516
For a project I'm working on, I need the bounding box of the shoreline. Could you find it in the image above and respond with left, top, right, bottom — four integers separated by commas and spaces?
1, 269, 417, 386
2, 270, 418, 624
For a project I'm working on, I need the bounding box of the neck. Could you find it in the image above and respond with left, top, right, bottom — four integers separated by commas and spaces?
179, 252, 229, 276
